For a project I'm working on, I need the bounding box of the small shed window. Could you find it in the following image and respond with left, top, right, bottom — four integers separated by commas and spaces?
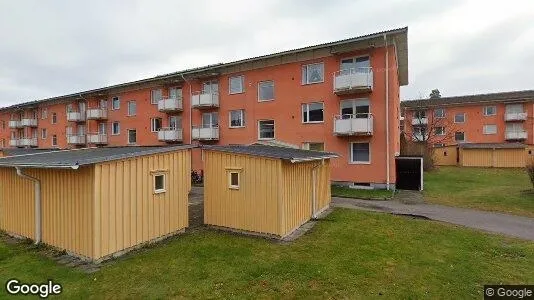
154, 174, 166, 194
229, 172, 240, 189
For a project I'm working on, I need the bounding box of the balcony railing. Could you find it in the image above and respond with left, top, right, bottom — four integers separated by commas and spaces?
21, 118, 38, 127
67, 111, 86, 122
8, 120, 22, 128
411, 117, 428, 126
9, 139, 20, 147
158, 98, 183, 112
333, 114, 373, 136
87, 134, 108, 145
505, 112, 527, 122
86, 108, 108, 120
158, 128, 183, 142
505, 130, 527, 140
67, 135, 86, 145
19, 137, 38, 147
191, 91, 219, 108
333, 68, 373, 94
412, 133, 428, 142
192, 126, 219, 140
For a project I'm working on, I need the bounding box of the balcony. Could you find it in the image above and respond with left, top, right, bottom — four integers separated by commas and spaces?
412, 133, 428, 142
191, 91, 219, 109
21, 118, 38, 127
158, 128, 183, 142
505, 112, 527, 122
67, 111, 86, 122
8, 120, 22, 128
333, 114, 373, 136
86, 108, 108, 120
19, 138, 38, 147
87, 134, 108, 145
9, 139, 20, 147
411, 117, 428, 126
505, 130, 527, 140
67, 135, 86, 145
158, 98, 183, 113
333, 68, 373, 95
192, 126, 219, 140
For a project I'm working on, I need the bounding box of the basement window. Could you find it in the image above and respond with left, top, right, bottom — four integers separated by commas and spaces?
154, 174, 166, 194
228, 171, 240, 190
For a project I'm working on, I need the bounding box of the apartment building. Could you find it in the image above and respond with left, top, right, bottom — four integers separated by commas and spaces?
402, 90, 533, 146
0, 27, 408, 189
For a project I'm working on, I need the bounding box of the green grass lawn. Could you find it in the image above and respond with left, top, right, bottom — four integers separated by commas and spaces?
424, 167, 534, 217
1, 209, 533, 299
331, 185, 394, 200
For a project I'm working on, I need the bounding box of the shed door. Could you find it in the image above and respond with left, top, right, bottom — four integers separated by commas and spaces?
395, 157, 423, 191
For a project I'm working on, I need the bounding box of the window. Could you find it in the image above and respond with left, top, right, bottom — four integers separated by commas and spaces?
229, 110, 245, 128
414, 110, 426, 119
51, 113, 57, 124
350, 143, 370, 163
483, 124, 497, 135
112, 122, 120, 135
151, 89, 163, 104
303, 142, 325, 151
41, 108, 48, 119
454, 113, 465, 123
258, 80, 274, 101
484, 106, 496, 116
151, 118, 162, 132
112, 97, 120, 110
52, 135, 58, 147
0, 139, 4, 148
228, 171, 240, 189
434, 143, 445, 148
258, 120, 275, 140
169, 87, 182, 100
98, 123, 106, 134
434, 127, 445, 136
127, 101, 136, 116
414, 127, 426, 141
202, 112, 219, 128
128, 129, 137, 144
340, 99, 369, 118
434, 108, 445, 118
302, 63, 324, 84
154, 173, 166, 193
340, 56, 370, 74
455, 131, 465, 142
169, 116, 182, 129
229, 75, 244, 94
302, 102, 324, 123
202, 81, 219, 94
1, 121, 5, 130
100, 99, 108, 108
41, 128, 47, 139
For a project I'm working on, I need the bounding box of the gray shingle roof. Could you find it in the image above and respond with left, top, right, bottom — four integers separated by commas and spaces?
203, 145, 338, 162
459, 143, 526, 149
0, 145, 194, 169
401, 90, 534, 109
0, 148, 60, 157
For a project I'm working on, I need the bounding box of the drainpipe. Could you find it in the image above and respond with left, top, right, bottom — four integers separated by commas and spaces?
311, 160, 324, 219
15, 167, 41, 244
384, 34, 391, 190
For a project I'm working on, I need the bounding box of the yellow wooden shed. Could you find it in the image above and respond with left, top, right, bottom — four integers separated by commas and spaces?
202, 145, 338, 239
0, 145, 192, 262
458, 143, 526, 168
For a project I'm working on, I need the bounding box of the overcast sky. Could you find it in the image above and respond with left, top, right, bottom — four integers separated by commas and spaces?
1, 0, 533, 107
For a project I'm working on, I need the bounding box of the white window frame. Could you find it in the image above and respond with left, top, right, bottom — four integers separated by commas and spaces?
153, 173, 166, 194
258, 120, 275, 140
127, 101, 136, 116
41, 128, 47, 139
151, 118, 162, 132
111, 122, 120, 135
350, 142, 371, 164
302, 142, 325, 151
454, 113, 466, 123
229, 75, 244, 95
52, 135, 58, 147
228, 171, 240, 190
151, 89, 163, 104
258, 80, 274, 102
455, 131, 465, 142
302, 62, 325, 85
127, 129, 137, 144
51, 113, 57, 124
483, 124, 497, 135
112, 96, 120, 110
302, 102, 324, 124
483, 106, 497, 116
41, 108, 48, 119
229, 110, 245, 128
434, 108, 445, 118
435, 126, 445, 136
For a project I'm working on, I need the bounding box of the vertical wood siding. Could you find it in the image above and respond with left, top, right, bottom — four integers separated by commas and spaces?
0, 167, 94, 258
93, 150, 190, 259
461, 148, 525, 168
203, 151, 281, 235
433, 146, 458, 166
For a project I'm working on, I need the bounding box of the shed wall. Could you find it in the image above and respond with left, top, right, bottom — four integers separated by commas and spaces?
433, 146, 457, 166
203, 151, 281, 236
93, 150, 190, 259
460, 148, 525, 168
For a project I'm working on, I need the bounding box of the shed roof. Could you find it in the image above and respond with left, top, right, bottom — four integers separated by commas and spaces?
0, 148, 60, 157
203, 145, 338, 162
458, 143, 526, 149
0, 145, 194, 169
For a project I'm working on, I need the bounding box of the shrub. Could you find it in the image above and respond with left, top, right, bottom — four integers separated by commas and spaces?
526, 162, 534, 188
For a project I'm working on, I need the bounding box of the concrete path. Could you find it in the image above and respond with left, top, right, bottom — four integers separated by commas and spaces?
332, 197, 534, 241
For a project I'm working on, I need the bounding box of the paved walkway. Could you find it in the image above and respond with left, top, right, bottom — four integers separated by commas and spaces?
332, 197, 534, 241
